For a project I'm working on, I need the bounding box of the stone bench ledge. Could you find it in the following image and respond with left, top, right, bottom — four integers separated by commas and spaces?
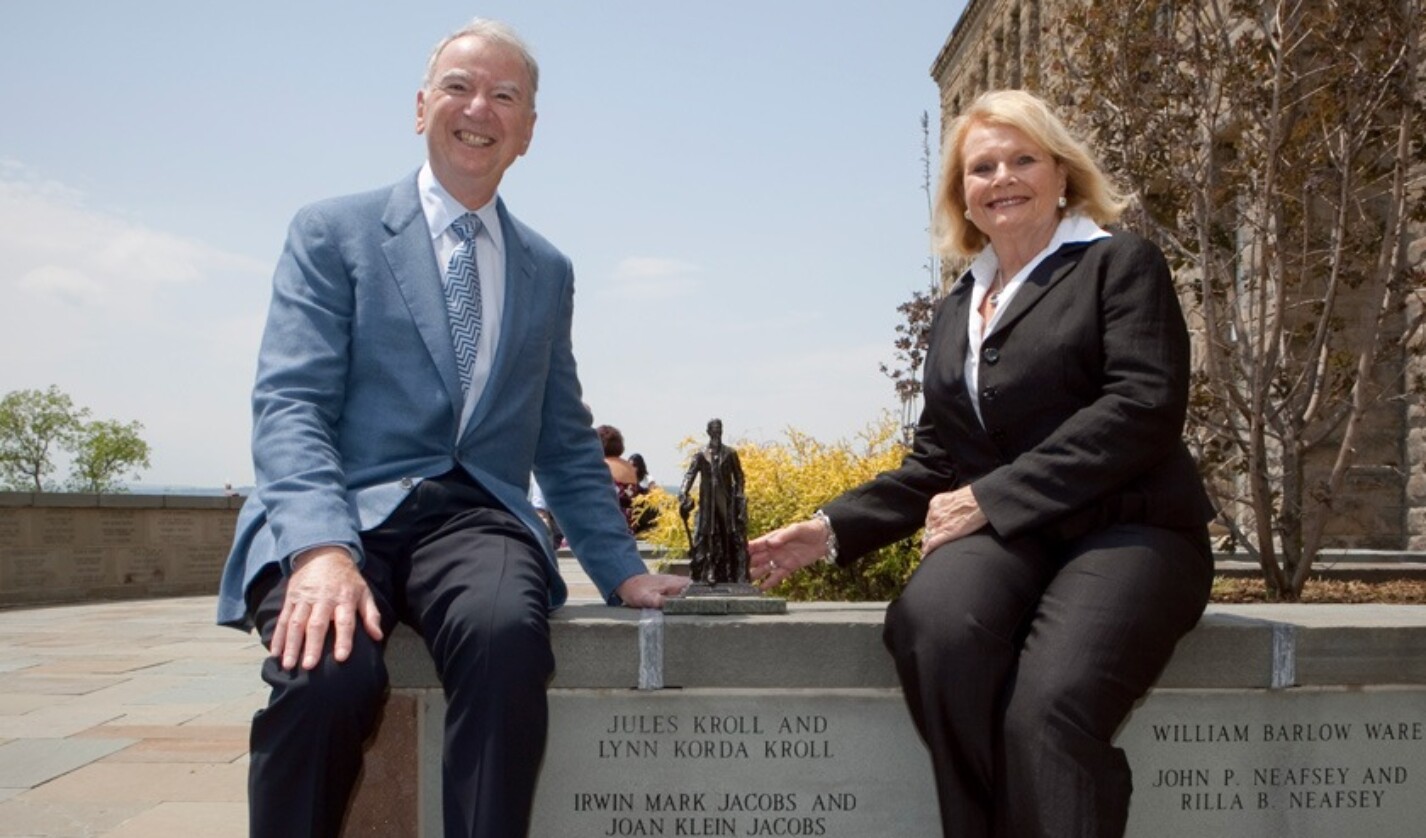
384, 603, 1426, 691
360, 604, 1426, 837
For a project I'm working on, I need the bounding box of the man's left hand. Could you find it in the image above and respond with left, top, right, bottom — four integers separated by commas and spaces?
616, 573, 690, 609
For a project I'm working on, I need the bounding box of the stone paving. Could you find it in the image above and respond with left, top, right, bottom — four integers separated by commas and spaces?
0, 596, 261, 837
0, 561, 604, 837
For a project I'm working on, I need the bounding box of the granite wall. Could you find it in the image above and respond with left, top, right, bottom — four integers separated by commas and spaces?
0, 493, 241, 608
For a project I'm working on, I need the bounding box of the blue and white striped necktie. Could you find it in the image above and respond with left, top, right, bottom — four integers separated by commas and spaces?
444, 213, 484, 395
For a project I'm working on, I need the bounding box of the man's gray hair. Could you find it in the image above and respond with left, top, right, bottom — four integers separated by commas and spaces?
422, 18, 539, 103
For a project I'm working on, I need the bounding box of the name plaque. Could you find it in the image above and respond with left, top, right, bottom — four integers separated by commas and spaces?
1120, 688, 1426, 836
528, 690, 938, 837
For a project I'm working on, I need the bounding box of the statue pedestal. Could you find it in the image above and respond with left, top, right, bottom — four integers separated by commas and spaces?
664, 582, 787, 615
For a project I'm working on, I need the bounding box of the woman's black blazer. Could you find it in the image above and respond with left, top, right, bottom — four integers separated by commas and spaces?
823, 230, 1215, 562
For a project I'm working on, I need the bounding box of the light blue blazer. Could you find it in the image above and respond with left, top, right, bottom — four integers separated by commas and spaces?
217, 173, 646, 629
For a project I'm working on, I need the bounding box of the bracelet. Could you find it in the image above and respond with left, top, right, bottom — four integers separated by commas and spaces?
812, 510, 839, 565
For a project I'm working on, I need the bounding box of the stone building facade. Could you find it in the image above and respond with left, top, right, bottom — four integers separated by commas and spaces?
929, 0, 1426, 550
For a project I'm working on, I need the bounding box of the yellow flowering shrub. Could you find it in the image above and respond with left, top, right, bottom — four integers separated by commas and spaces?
636, 414, 923, 601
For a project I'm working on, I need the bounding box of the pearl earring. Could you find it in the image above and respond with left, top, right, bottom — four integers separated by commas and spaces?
1057, 196, 1067, 208
964, 209, 972, 220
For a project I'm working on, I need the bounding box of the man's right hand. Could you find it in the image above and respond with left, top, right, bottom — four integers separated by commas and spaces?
615, 572, 690, 609
270, 546, 383, 671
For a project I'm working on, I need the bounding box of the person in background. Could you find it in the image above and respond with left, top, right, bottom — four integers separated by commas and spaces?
216, 19, 685, 837
529, 476, 563, 550
629, 452, 654, 491
627, 452, 660, 534
748, 89, 1214, 838
597, 424, 648, 535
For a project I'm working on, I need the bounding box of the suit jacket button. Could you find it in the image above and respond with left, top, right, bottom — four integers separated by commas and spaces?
982, 387, 997, 401
984, 347, 1000, 364
399, 477, 414, 490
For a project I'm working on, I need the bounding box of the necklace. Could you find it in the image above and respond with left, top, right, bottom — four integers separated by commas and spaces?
987, 272, 1006, 307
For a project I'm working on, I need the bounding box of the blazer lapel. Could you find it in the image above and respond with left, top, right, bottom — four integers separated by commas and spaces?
939, 275, 974, 380
382, 175, 464, 421
463, 199, 537, 436
990, 243, 1089, 335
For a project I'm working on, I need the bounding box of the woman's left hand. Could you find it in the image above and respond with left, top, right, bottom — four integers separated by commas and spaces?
922, 485, 989, 555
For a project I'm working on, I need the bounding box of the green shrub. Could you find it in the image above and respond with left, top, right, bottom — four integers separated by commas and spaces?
638, 415, 922, 601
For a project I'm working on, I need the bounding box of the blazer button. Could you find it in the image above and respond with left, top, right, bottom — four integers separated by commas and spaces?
399, 477, 414, 490
984, 347, 1000, 364
982, 387, 997, 402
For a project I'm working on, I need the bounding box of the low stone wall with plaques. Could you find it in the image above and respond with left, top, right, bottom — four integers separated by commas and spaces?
344, 602, 1426, 838
0, 492, 242, 607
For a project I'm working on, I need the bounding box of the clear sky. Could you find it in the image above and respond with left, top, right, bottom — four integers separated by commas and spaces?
0, 1, 966, 489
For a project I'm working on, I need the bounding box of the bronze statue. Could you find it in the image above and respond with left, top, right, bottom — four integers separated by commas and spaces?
677, 418, 749, 585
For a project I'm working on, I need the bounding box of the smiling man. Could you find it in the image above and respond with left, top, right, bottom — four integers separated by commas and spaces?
217, 18, 686, 838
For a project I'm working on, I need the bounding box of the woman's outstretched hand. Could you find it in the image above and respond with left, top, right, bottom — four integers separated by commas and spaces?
748, 518, 830, 590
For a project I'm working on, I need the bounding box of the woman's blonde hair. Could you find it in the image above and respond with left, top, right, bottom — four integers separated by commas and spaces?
934, 89, 1131, 257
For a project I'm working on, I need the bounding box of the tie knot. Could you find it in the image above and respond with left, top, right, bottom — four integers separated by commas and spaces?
450, 213, 482, 243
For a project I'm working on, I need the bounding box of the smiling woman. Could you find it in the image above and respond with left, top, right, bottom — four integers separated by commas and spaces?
936, 90, 1131, 261
959, 122, 1067, 283
748, 89, 1215, 838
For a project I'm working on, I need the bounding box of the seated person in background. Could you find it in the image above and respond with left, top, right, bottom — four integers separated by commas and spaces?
629, 453, 655, 492
597, 425, 647, 534
628, 453, 660, 534
529, 477, 563, 550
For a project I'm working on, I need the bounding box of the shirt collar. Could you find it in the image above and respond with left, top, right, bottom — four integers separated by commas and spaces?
969, 213, 1111, 285
417, 162, 505, 256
